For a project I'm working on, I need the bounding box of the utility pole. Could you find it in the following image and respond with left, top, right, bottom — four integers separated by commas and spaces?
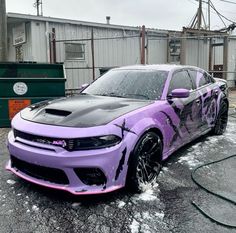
34, 0, 43, 16
197, 0, 202, 30
0, 0, 7, 61
208, 0, 211, 30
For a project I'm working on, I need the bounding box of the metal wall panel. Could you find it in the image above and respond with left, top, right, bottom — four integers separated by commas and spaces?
185, 39, 209, 70
227, 38, 236, 87
212, 38, 224, 66
213, 46, 223, 65
47, 23, 143, 89
31, 21, 47, 62
147, 38, 168, 64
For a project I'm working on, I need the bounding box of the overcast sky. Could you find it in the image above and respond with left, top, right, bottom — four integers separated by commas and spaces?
5, 0, 236, 31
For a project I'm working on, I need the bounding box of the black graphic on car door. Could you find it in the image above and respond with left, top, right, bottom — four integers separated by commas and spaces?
165, 70, 202, 148
195, 71, 218, 132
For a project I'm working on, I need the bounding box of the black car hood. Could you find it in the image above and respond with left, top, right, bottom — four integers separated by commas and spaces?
20, 95, 153, 127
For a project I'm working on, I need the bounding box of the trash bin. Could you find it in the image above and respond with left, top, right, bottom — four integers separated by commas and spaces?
0, 63, 66, 127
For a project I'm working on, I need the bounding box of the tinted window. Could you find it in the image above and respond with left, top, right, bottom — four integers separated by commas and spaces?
207, 74, 215, 83
188, 70, 198, 89
168, 70, 193, 93
198, 72, 208, 87
83, 70, 168, 100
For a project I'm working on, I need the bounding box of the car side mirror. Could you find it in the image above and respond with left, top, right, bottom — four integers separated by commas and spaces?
79, 83, 89, 91
169, 88, 190, 98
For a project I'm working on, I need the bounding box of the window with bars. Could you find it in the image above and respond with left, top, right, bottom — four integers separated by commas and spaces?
65, 43, 85, 60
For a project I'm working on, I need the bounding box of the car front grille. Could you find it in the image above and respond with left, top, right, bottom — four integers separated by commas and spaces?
11, 155, 69, 185
13, 129, 75, 151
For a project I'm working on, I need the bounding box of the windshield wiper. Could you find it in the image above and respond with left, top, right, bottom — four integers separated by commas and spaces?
95, 93, 150, 99
98, 93, 124, 98
125, 93, 150, 100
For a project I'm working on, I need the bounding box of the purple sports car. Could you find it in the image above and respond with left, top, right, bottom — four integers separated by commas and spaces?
6, 65, 228, 195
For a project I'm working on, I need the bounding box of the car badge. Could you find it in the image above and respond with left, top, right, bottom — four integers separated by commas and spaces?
52, 140, 67, 148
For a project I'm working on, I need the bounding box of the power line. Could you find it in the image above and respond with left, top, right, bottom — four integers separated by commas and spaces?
209, 0, 227, 26
218, 0, 236, 4
209, 0, 236, 24
187, 0, 233, 15
33, 0, 43, 16
187, 0, 236, 27
186, 0, 223, 24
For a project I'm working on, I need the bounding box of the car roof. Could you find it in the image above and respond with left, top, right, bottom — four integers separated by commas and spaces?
113, 64, 200, 72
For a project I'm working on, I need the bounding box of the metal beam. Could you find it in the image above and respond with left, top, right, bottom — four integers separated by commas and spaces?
0, 0, 7, 61
197, 0, 202, 30
209, 38, 213, 71
52, 28, 56, 63
180, 30, 187, 65
183, 27, 228, 35
91, 28, 95, 81
208, 0, 211, 30
141, 25, 145, 64
223, 36, 228, 80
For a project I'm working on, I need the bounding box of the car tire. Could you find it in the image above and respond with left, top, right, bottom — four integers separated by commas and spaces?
212, 100, 228, 135
126, 131, 162, 193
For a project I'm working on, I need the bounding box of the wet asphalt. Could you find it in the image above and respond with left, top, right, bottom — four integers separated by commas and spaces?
0, 114, 235, 233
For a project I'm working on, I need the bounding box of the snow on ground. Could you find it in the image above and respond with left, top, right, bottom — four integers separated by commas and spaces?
218, 121, 236, 144
71, 203, 81, 209
177, 120, 236, 170
128, 181, 168, 232
129, 219, 140, 233
178, 154, 201, 169
117, 201, 126, 208
134, 189, 158, 202
155, 211, 165, 221
132, 182, 159, 202
32, 205, 39, 211
6, 179, 16, 185
129, 209, 167, 233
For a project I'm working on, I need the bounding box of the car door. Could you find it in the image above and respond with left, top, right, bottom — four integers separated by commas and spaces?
166, 69, 201, 147
187, 69, 204, 135
193, 70, 218, 133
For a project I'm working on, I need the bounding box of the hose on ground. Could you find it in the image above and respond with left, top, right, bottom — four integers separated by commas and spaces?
191, 154, 236, 228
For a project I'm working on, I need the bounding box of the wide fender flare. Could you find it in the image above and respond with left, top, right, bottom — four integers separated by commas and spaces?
216, 92, 225, 116
123, 117, 166, 155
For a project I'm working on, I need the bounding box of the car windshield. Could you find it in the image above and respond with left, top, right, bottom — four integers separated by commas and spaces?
82, 69, 168, 100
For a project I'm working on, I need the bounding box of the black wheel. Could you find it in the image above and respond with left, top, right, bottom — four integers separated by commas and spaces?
126, 131, 162, 193
212, 100, 228, 135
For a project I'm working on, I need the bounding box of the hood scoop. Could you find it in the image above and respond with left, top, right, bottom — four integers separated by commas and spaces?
45, 109, 71, 117
21, 95, 153, 127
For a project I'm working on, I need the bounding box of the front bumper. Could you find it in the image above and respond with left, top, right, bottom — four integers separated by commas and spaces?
6, 130, 128, 195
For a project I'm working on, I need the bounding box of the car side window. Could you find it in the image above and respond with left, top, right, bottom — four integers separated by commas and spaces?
168, 70, 193, 94
207, 74, 215, 83
197, 72, 214, 87
188, 70, 197, 89
199, 72, 208, 87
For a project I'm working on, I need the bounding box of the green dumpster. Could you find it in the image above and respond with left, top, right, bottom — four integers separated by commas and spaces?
0, 63, 66, 127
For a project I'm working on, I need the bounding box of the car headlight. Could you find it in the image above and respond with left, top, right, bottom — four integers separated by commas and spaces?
67, 135, 122, 151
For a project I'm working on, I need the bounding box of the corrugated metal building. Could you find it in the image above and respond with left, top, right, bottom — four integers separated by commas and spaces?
6, 13, 236, 88
7, 13, 169, 89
